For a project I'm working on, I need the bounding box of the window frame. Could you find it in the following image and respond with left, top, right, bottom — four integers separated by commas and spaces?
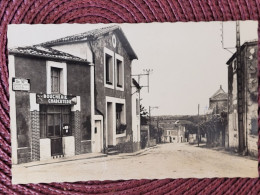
51, 67, 61, 94
116, 103, 126, 135
115, 53, 124, 91
40, 105, 72, 139
46, 61, 67, 95
104, 47, 115, 89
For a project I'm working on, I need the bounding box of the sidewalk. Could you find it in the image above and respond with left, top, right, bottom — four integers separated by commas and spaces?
13, 146, 158, 168
13, 153, 107, 168
118, 145, 158, 158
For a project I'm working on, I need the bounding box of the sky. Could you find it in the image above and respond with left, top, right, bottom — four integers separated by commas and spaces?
8, 21, 258, 116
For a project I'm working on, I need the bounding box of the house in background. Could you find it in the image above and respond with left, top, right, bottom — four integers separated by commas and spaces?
226, 41, 258, 157
161, 123, 186, 143
132, 79, 141, 151
204, 86, 228, 147
9, 25, 141, 164
208, 85, 228, 115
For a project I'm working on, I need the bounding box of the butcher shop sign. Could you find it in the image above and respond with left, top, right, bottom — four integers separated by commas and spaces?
36, 94, 77, 105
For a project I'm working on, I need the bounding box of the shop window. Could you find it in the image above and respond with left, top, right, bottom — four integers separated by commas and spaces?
51, 67, 61, 93
116, 103, 126, 134
105, 53, 113, 85
40, 105, 72, 138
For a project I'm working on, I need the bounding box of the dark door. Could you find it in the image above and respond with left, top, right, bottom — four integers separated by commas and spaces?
51, 137, 63, 156
47, 112, 63, 156
42, 106, 72, 157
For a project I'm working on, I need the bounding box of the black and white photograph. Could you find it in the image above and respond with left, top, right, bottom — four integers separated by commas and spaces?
8, 21, 258, 184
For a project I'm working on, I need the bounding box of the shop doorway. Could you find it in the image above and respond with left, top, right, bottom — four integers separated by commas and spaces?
40, 105, 71, 157
93, 120, 102, 153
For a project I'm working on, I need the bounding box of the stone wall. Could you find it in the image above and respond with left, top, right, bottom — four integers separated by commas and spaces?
71, 111, 81, 155
31, 111, 40, 161
245, 44, 258, 157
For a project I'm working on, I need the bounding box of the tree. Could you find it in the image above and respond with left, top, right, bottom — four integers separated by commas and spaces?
140, 104, 148, 125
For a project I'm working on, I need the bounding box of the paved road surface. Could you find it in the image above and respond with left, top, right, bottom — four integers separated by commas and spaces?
12, 143, 258, 184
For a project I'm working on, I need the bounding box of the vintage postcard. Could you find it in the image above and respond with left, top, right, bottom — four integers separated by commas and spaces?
8, 21, 258, 184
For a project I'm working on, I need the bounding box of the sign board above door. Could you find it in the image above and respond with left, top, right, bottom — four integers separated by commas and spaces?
36, 94, 77, 105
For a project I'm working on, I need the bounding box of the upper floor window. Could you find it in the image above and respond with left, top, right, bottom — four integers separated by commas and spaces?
115, 54, 124, 91
51, 67, 61, 93
104, 48, 114, 89
105, 54, 113, 85
116, 59, 123, 87
233, 59, 237, 72
104, 47, 124, 91
47, 61, 67, 95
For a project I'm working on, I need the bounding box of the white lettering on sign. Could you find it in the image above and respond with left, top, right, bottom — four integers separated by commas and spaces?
47, 99, 72, 104
36, 93, 77, 105
12, 78, 30, 91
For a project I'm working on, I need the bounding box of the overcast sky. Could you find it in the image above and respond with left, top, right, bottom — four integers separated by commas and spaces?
8, 21, 258, 116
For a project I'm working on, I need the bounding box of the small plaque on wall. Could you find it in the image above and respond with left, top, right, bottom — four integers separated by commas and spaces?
12, 77, 30, 91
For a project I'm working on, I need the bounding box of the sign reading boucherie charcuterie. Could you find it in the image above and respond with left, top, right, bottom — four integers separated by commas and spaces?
36, 94, 77, 105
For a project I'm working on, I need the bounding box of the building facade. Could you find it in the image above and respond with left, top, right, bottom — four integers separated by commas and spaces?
162, 124, 186, 143
208, 85, 228, 115
9, 26, 140, 164
132, 79, 141, 151
226, 41, 258, 157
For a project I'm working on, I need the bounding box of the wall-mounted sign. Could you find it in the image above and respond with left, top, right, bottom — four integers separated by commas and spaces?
12, 78, 30, 91
36, 94, 77, 105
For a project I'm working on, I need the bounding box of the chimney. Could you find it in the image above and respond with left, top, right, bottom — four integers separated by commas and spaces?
220, 85, 222, 89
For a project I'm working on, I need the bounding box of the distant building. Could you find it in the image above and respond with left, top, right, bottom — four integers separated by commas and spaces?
132, 79, 141, 151
208, 85, 228, 115
161, 124, 186, 143
205, 86, 228, 147
140, 125, 149, 149
226, 41, 258, 157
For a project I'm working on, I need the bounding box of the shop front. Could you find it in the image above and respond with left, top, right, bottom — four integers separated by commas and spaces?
36, 94, 78, 159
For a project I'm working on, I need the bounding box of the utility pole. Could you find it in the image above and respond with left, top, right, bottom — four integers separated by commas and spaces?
131, 69, 153, 93
157, 116, 160, 143
236, 21, 245, 154
197, 104, 200, 147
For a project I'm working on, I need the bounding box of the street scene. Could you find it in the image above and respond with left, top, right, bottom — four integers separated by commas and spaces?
12, 143, 257, 184
8, 21, 258, 184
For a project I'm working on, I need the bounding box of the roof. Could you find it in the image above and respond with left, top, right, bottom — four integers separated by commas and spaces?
226, 40, 258, 65
39, 25, 138, 60
9, 45, 89, 63
210, 85, 228, 101
159, 122, 184, 129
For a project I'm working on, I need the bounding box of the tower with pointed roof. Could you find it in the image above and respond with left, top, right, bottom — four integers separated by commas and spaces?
208, 85, 228, 115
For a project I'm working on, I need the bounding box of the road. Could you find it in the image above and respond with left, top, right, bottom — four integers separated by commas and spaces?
12, 143, 258, 184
